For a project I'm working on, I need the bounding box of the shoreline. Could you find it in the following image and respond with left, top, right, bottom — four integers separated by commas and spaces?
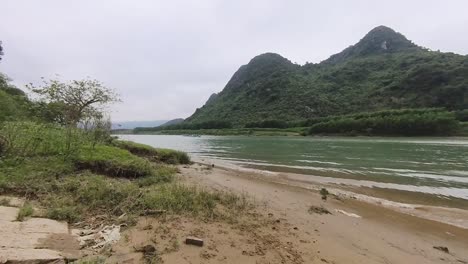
114, 130, 468, 137
176, 160, 468, 263
193, 157, 468, 229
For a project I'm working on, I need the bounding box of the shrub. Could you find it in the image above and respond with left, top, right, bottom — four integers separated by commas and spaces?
113, 140, 191, 164
307, 108, 459, 136
17, 202, 34, 221
0, 121, 87, 157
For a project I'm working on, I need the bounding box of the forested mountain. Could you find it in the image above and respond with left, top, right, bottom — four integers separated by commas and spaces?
160, 118, 184, 127
185, 26, 468, 126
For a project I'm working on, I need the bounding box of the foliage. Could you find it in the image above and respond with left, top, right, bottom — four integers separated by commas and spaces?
307, 108, 459, 136
0, 121, 88, 157
74, 145, 156, 178
141, 184, 250, 218
130, 127, 303, 136
183, 26, 468, 127
320, 188, 329, 201
0, 41, 3, 61
17, 202, 34, 221
0, 157, 250, 223
0, 75, 31, 122
28, 78, 120, 126
135, 120, 233, 132
455, 109, 468, 122
245, 120, 288, 129
113, 140, 191, 164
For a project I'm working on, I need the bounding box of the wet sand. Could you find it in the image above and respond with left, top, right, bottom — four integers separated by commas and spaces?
109, 162, 468, 263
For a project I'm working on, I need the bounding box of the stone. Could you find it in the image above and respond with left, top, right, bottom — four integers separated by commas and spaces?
433, 246, 449, 253
0, 205, 81, 263
185, 237, 204, 247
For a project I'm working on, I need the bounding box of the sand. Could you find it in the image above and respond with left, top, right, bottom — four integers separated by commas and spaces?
109, 162, 468, 264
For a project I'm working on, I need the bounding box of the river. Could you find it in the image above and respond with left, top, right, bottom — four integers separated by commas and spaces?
118, 135, 468, 200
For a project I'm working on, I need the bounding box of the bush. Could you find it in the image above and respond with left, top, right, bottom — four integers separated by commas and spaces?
113, 140, 191, 164
0, 121, 87, 157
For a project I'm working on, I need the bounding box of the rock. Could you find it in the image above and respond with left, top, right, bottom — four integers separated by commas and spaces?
0, 248, 66, 264
0, 206, 81, 263
185, 237, 204, 247
433, 246, 449, 253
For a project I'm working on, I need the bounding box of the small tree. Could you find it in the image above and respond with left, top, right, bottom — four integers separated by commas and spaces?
28, 78, 119, 153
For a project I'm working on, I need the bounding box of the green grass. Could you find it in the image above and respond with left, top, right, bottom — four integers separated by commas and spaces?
141, 184, 251, 219
74, 145, 155, 178
0, 121, 251, 225
0, 156, 250, 223
17, 202, 34, 221
0, 121, 90, 157
113, 140, 191, 164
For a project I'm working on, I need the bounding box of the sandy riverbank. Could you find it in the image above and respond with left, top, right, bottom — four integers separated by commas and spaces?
170, 161, 468, 263
103, 161, 468, 263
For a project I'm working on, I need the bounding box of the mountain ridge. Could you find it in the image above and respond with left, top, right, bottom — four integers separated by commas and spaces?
185, 25, 467, 126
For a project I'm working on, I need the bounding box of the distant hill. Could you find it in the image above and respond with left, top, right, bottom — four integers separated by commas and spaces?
112, 120, 168, 130
185, 26, 468, 126
160, 118, 184, 127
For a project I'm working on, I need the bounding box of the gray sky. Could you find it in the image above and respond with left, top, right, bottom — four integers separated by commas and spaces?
1, 0, 467, 121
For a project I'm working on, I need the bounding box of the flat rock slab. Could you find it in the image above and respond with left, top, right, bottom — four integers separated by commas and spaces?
0, 206, 19, 221
0, 249, 65, 264
0, 206, 80, 263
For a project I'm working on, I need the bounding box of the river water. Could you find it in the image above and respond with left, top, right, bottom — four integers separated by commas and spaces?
118, 135, 468, 200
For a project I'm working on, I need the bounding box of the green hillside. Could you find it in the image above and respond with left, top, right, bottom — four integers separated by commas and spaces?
0, 74, 31, 122
185, 26, 468, 126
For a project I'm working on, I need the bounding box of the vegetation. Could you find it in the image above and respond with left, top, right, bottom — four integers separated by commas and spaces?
113, 140, 190, 164
307, 108, 459, 136
245, 120, 289, 129
135, 120, 233, 132
180, 26, 467, 133
16, 202, 34, 221
320, 188, 329, 201
0, 74, 31, 122
130, 108, 462, 137
74, 145, 156, 178
308, 205, 331, 215
0, 121, 249, 223
0, 49, 249, 226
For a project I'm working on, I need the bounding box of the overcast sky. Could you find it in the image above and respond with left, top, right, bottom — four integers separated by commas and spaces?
1, 0, 468, 121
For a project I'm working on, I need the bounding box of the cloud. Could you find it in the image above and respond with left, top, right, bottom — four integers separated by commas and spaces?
1, 0, 467, 121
